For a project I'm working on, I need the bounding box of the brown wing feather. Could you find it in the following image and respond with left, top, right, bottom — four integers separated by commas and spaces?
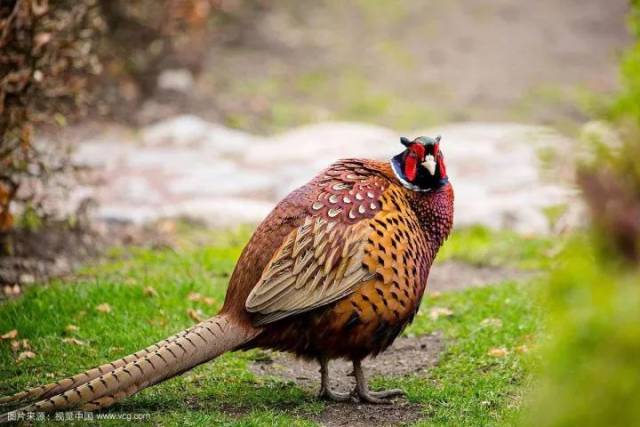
245, 216, 375, 324
243, 160, 392, 325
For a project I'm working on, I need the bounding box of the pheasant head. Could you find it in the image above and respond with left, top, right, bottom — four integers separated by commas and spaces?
391, 135, 449, 192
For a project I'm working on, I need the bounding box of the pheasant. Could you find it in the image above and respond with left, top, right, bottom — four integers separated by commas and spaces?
0, 135, 453, 419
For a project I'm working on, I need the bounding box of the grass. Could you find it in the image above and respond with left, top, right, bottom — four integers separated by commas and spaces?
0, 226, 548, 425
437, 225, 557, 270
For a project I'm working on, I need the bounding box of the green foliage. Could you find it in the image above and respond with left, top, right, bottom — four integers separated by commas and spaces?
611, 0, 640, 125
525, 237, 640, 427
525, 4, 640, 422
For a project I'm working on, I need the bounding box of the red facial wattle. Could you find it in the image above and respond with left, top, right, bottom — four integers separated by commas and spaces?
438, 154, 447, 178
405, 155, 418, 181
404, 144, 426, 182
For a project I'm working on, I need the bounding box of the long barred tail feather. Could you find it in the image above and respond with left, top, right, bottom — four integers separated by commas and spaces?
0, 324, 201, 407
0, 315, 257, 423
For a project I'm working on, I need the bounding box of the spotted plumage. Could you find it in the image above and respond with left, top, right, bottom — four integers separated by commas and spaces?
1, 136, 453, 417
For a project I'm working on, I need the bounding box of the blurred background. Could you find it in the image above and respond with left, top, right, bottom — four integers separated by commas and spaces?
0, 0, 631, 245
1, 0, 640, 425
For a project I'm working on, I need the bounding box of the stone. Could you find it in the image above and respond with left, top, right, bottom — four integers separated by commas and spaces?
157, 69, 195, 92
141, 115, 212, 147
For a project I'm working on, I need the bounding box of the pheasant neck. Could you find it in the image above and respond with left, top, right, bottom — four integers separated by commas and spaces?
406, 183, 454, 254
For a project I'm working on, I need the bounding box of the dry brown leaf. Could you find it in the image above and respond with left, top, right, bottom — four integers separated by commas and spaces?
62, 338, 86, 346
187, 308, 205, 322
143, 286, 158, 297
157, 219, 177, 234
202, 297, 216, 306
1, 329, 18, 340
96, 303, 111, 314
187, 292, 202, 302
10, 340, 20, 353
17, 351, 36, 362
480, 318, 503, 328
515, 345, 530, 354
2, 284, 21, 297
20, 339, 30, 350
65, 324, 79, 333
487, 347, 509, 358
429, 307, 454, 321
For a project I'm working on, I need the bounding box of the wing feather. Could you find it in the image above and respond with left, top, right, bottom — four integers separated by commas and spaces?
245, 217, 374, 325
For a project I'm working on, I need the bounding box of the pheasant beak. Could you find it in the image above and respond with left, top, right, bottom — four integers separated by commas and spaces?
423, 154, 436, 176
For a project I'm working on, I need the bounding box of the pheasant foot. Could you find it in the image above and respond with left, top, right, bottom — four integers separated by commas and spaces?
352, 359, 405, 404
318, 358, 352, 402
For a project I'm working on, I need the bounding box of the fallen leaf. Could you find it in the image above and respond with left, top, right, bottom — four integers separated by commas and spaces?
515, 345, 529, 354
96, 303, 111, 314
20, 339, 30, 350
487, 347, 509, 358
62, 338, 86, 346
157, 219, 177, 234
17, 351, 36, 362
187, 308, 205, 322
1, 329, 18, 340
2, 284, 21, 297
10, 340, 20, 352
202, 297, 216, 306
144, 286, 158, 297
480, 318, 503, 328
187, 292, 202, 302
65, 324, 79, 333
429, 307, 454, 321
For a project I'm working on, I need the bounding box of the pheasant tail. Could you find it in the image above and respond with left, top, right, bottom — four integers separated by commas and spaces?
0, 315, 256, 422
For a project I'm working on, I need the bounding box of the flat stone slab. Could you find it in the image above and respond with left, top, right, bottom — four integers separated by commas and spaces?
60, 116, 581, 233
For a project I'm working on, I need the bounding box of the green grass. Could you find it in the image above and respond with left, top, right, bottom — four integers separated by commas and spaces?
399, 281, 540, 426
437, 225, 557, 270
0, 227, 546, 425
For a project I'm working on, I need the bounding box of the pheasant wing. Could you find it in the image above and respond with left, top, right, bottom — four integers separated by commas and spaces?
245, 161, 390, 325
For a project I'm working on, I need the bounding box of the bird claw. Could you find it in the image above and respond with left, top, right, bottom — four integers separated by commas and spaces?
355, 388, 405, 404
318, 387, 352, 402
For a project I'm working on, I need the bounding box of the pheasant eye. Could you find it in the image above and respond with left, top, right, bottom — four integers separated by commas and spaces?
411, 143, 426, 160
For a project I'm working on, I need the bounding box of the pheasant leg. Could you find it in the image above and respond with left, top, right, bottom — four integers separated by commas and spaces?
318, 358, 351, 402
352, 359, 405, 404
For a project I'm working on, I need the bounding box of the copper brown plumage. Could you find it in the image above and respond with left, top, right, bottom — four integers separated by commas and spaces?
0, 136, 454, 419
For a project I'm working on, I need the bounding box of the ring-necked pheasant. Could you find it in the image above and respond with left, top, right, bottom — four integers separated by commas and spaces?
0, 135, 453, 419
